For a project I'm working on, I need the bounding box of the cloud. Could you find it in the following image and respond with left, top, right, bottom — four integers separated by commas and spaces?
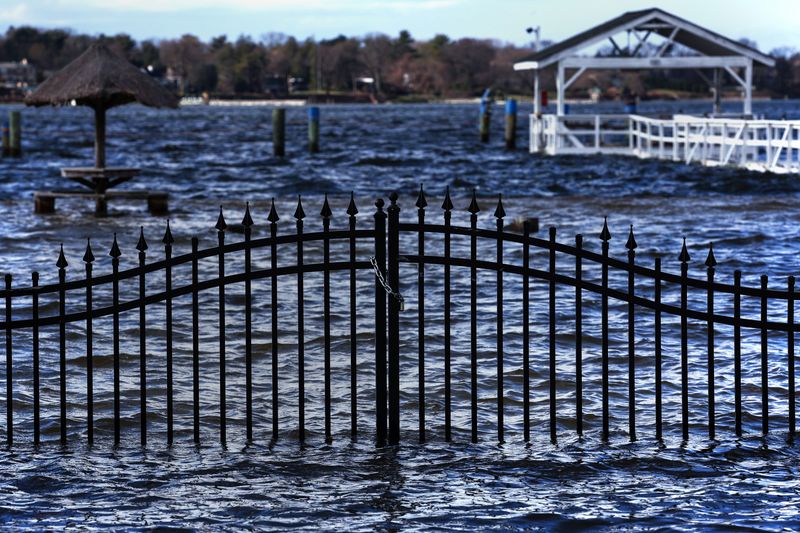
55, 0, 457, 13
0, 4, 29, 23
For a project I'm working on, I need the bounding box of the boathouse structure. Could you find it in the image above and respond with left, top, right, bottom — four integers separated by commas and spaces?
514, 8, 800, 173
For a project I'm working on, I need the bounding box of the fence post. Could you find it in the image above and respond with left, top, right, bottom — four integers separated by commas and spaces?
654, 257, 662, 440
468, 190, 480, 443
442, 189, 453, 442
761, 274, 769, 435
575, 234, 583, 437
416, 186, 427, 443
734, 270, 742, 437
4, 273, 12, 446
495, 195, 506, 443
320, 196, 332, 443
387, 192, 401, 446
679, 238, 690, 441
32, 271, 39, 445
269, 200, 281, 441
57, 245, 68, 445
83, 240, 95, 446
347, 194, 358, 438
241, 206, 253, 442
374, 198, 387, 447
523, 222, 531, 441
789, 276, 796, 440
600, 218, 611, 441
136, 228, 148, 447
163, 222, 174, 446
626, 226, 637, 442
191, 236, 200, 444
706, 244, 717, 440
110, 235, 121, 445
294, 198, 306, 442
216, 209, 227, 446
549, 226, 557, 444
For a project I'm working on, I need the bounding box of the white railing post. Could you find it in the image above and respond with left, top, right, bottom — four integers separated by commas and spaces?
672, 121, 678, 161
594, 115, 600, 150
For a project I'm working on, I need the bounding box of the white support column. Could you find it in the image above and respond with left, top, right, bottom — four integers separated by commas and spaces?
533, 70, 541, 116
744, 60, 753, 116
556, 62, 565, 116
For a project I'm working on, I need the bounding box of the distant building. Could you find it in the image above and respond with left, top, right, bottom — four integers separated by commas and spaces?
0, 59, 37, 89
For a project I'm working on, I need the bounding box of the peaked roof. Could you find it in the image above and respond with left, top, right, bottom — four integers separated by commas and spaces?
514, 8, 774, 70
26, 43, 179, 110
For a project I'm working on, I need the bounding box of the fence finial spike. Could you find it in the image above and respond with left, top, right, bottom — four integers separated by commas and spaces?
625, 224, 637, 250
320, 193, 332, 218
599, 216, 611, 241
493, 193, 505, 219
294, 195, 306, 220
441, 186, 454, 211
347, 191, 358, 216
705, 242, 717, 268
216, 205, 227, 232
109, 233, 121, 258
679, 237, 691, 263
241, 202, 254, 228
467, 188, 480, 214
83, 238, 95, 264
416, 184, 427, 209
268, 198, 280, 223
162, 219, 174, 245
136, 226, 148, 252
56, 243, 68, 269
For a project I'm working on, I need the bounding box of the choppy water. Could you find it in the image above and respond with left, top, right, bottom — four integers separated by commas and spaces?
2, 100, 800, 530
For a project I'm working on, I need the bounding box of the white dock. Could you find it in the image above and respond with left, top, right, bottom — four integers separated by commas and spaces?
531, 114, 800, 174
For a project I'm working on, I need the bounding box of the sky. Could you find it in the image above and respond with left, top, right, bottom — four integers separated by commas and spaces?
2, 0, 799, 53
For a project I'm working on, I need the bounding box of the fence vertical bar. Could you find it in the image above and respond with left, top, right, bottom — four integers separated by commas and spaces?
163, 222, 174, 445
295, 198, 306, 442
655, 257, 662, 440
191, 236, 200, 444
600, 219, 611, 441
706, 244, 717, 440
136, 228, 148, 446
761, 274, 769, 435
734, 270, 742, 437
548, 227, 557, 443
679, 239, 690, 441
83, 241, 95, 445
468, 190, 480, 444
626, 226, 637, 441
4, 274, 11, 446
523, 222, 531, 442
416, 186, 427, 442
347, 194, 358, 438
374, 198, 387, 447
442, 189, 453, 442
57, 245, 68, 445
495, 196, 506, 443
216, 209, 227, 445
387, 193, 401, 445
321, 196, 333, 443
242, 206, 253, 441
575, 234, 583, 437
32, 272, 39, 445
789, 276, 796, 439
269, 199, 280, 441
110, 236, 121, 445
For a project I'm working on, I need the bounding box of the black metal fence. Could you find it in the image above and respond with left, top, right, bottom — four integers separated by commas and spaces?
0, 188, 797, 447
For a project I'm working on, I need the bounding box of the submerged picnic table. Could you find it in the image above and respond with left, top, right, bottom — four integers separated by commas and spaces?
34, 167, 168, 216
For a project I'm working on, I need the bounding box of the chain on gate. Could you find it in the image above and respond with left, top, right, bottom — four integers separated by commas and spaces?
370, 256, 405, 311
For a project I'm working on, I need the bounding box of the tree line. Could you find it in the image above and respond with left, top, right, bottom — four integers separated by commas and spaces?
2, 25, 800, 99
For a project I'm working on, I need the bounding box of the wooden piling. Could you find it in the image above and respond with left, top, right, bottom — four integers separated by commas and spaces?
479, 103, 490, 143
272, 108, 285, 157
308, 106, 320, 153
1, 120, 8, 157
8, 111, 21, 157
504, 99, 517, 150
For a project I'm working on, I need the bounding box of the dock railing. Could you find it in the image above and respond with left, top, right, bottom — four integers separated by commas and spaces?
532, 113, 800, 173
1, 188, 798, 448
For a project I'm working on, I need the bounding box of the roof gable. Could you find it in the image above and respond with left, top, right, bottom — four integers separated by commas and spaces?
514, 8, 774, 70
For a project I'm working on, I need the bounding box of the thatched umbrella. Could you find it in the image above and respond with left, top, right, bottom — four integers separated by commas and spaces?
25, 42, 179, 168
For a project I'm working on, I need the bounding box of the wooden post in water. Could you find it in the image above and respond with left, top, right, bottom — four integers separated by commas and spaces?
272, 108, 285, 157
504, 99, 517, 150
479, 102, 490, 143
1, 120, 9, 157
308, 106, 320, 153
9, 111, 21, 157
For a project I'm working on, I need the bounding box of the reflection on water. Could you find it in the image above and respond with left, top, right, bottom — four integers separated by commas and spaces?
1, 101, 800, 528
